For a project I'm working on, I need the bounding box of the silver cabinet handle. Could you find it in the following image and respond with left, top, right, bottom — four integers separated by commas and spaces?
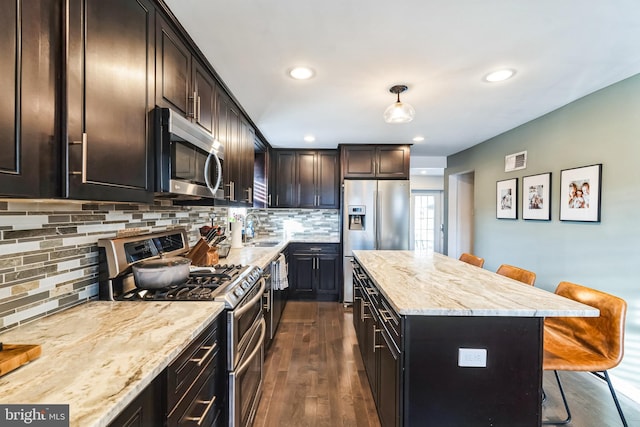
189, 342, 217, 367
268, 194, 272, 206
197, 95, 201, 122
361, 301, 372, 321
69, 133, 88, 182
225, 181, 236, 201
373, 325, 383, 352
245, 186, 253, 203
189, 91, 197, 119
184, 396, 216, 426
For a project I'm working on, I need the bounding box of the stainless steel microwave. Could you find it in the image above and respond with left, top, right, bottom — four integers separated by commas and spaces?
154, 107, 224, 200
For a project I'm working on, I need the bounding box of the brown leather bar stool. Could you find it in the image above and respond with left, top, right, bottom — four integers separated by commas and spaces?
459, 252, 484, 268
495, 264, 536, 285
543, 281, 628, 426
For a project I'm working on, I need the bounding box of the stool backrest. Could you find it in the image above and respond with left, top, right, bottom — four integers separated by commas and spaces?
496, 264, 536, 285
459, 253, 484, 268
550, 281, 627, 368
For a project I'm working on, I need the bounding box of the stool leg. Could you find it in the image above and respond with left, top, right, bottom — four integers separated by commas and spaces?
542, 370, 572, 425
595, 371, 628, 427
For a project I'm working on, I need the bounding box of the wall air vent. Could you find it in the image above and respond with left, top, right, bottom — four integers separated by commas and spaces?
505, 151, 527, 172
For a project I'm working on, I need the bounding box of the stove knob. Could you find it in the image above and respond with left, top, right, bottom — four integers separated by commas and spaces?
234, 288, 243, 297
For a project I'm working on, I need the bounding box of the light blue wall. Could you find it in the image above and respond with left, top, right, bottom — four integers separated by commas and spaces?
445, 73, 640, 401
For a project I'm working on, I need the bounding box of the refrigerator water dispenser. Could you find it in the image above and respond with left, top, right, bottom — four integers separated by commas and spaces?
348, 205, 365, 230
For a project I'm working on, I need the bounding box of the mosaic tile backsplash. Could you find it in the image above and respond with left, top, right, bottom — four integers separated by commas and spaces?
0, 200, 338, 331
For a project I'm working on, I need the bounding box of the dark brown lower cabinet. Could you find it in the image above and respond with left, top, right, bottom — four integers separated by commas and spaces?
288, 243, 340, 301
108, 315, 224, 427
107, 377, 164, 427
353, 260, 543, 427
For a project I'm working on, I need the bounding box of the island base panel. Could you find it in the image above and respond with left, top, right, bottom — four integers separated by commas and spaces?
404, 316, 542, 427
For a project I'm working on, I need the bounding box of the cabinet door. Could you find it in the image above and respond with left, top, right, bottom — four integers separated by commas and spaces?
377, 329, 401, 427
342, 146, 376, 178
67, 0, 154, 203
363, 303, 378, 402
376, 145, 410, 179
156, 14, 191, 116
0, 1, 59, 197
316, 254, 339, 300
227, 105, 242, 203
192, 59, 215, 134
297, 151, 316, 207
107, 376, 164, 427
316, 151, 339, 208
289, 252, 315, 299
272, 151, 296, 207
239, 117, 255, 206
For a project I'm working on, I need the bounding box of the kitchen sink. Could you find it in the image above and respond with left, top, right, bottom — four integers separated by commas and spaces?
245, 240, 282, 247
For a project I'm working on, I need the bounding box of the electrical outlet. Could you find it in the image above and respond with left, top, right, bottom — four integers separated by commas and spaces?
458, 348, 487, 368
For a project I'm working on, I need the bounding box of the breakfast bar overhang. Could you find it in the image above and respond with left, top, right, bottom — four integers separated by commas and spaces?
352, 250, 599, 427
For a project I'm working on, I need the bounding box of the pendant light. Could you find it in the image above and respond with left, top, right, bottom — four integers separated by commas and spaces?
383, 85, 415, 124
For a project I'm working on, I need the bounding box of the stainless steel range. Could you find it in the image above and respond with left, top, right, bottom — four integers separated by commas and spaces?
98, 228, 265, 427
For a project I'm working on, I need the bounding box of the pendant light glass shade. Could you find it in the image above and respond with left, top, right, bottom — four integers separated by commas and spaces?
384, 85, 415, 124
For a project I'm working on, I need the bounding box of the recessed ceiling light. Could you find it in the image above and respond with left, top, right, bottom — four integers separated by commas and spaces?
304, 135, 315, 142
288, 67, 315, 80
484, 68, 516, 83
413, 136, 425, 142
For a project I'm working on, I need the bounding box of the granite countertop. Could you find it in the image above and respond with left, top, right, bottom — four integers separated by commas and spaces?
0, 301, 224, 427
353, 250, 599, 317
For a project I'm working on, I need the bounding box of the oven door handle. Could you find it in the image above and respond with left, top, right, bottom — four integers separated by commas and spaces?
236, 318, 266, 376
235, 278, 266, 317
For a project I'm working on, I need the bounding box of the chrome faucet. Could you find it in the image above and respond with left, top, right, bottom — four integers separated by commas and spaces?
244, 212, 262, 241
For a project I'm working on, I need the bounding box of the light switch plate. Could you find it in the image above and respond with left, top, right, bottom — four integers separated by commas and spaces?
458, 348, 487, 367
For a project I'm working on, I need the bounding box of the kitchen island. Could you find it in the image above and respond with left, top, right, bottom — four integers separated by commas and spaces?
352, 250, 598, 427
0, 301, 224, 427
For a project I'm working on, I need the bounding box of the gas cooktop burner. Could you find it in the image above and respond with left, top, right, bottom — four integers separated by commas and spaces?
98, 229, 262, 308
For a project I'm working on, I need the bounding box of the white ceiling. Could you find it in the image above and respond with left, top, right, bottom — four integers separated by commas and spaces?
163, 0, 640, 160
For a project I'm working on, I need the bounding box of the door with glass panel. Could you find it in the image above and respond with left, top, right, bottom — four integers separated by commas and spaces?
411, 191, 443, 253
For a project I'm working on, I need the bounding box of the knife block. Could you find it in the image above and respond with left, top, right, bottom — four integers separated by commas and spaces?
187, 239, 219, 266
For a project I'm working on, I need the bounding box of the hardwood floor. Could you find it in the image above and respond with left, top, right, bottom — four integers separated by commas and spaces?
255, 301, 640, 427
254, 301, 380, 427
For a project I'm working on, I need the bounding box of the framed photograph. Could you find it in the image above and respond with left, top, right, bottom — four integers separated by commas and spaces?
496, 178, 518, 219
522, 172, 551, 220
560, 164, 602, 222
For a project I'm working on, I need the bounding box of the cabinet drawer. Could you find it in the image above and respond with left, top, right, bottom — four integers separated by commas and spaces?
167, 319, 221, 411
167, 359, 222, 427
377, 295, 401, 351
289, 243, 339, 254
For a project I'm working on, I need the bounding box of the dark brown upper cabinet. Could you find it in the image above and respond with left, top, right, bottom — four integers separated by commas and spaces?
341, 144, 410, 179
215, 87, 254, 206
0, 1, 60, 197
156, 14, 215, 136
66, 0, 155, 203
271, 150, 339, 209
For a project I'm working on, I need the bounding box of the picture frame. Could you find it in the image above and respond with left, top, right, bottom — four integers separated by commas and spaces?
559, 164, 602, 222
496, 178, 518, 219
522, 172, 551, 221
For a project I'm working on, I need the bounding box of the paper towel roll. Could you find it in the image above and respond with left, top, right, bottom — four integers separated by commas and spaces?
231, 222, 243, 249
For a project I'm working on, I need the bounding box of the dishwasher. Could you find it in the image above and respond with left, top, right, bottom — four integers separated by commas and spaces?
263, 253, 288, 349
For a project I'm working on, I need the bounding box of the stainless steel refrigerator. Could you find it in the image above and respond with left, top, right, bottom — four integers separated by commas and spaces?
343, 180, 410, 303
